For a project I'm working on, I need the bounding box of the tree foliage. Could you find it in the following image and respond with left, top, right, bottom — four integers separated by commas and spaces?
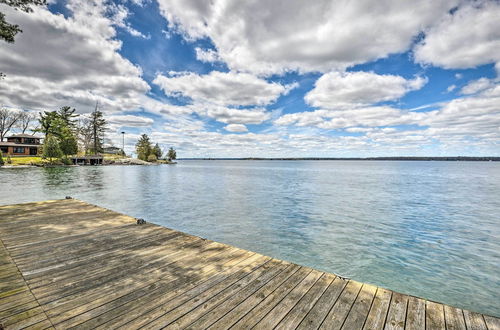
0, 150, 4, 166
153, 143, 162, 159
135, 134, 152, 161
42, 134, 62, 162
135, 135, 165, 162
1, 0, 46, 77
0, 0, 46, 43
89, 109, 106, 154
59, 126, 78, 156
36, 111, 65, 138
58, 106, 78, 129
35, 107, 93, 157
167, 147, 177, 161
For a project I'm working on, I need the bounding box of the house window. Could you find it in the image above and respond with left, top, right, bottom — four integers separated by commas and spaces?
0, 147, 8, 153
25, 138, 36, 144
13, 147, 25, 154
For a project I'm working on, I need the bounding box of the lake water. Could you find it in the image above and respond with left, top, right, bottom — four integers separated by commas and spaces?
0, 160, 499, 317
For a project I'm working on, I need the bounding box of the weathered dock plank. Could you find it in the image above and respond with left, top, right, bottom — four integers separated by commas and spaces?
0, 239, 52, 329
0, 199, 498, 329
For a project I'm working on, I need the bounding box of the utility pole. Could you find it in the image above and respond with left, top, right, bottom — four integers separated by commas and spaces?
121, 131, 125, 156
93, 101, 98, 155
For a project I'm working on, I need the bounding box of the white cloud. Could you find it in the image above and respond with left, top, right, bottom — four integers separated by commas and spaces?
108, 2, 149, 39
194, 47, 221, 63
414, 1, 500, 69
152, 70, 292, 125
129, 0, 150, 7
275, 81, 500, 151
447, 85, 457, 93
345, 127, 374, 133
224, 124, 248, 132
107, 115, 154, 127
461, 78, 494, 95
157, 0, 457, 75
275, 107, 425, 130
305, 71, 427, 109
203, 105, 270, 125
1, 0, 497, 157
153, 71, 291, 107
0, 1, 150, 112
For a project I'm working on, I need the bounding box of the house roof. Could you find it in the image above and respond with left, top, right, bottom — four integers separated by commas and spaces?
8, 134, 43, 139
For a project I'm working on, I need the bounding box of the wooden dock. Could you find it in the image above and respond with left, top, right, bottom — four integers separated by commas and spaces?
0, 199, 498, 329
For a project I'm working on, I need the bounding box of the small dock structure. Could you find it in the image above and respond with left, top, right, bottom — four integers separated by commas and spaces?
0, 199, 498, 329
70, 156, 103, 165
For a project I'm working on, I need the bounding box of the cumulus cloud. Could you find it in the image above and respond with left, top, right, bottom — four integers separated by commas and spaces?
152, 71, 292, 125
224, 124, 248, 132
157, 0, 457, 75
108, 3, 149, 39
275, 107, 425, 129
194, 47, 221, 63
1, 0, 497, 157
107, 115, 154, 127
203, 106, 270, 125
153, 71, 292, 107
414, 1, 500, 69
0, 0, 150, 112
305, 71, 427, 109
460, 78, 494, 95
275, 81, 500, 150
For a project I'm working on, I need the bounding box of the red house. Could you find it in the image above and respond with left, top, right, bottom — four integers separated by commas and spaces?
0, 134, 43, 156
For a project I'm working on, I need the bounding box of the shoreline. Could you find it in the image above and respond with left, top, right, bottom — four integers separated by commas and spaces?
0, 157, 177, 168
180, 156, 500, 161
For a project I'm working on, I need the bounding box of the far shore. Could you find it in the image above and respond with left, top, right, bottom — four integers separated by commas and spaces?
179, 156, 500, 161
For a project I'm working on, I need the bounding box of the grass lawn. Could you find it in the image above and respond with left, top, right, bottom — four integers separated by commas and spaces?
102, 153, 127, 160
7, 156, 47, 166
3, 153, 128, 166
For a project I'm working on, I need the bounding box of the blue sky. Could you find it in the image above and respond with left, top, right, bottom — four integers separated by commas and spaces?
0, 0, 499, 157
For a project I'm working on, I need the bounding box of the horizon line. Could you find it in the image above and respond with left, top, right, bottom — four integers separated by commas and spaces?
177, 156, 500, 161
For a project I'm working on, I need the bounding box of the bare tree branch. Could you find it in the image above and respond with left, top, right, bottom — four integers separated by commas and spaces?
17, 111, 37, 133
0, 108, 22, 141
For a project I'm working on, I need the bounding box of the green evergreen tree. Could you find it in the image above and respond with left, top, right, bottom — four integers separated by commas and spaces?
59, 127, 78, 156
135, 134, 152, 161
0, 150, 4, 166
153, 143, 162, 159
57, 106, 78, 129
0, 0, 46, 42
167, 147, 177, 161
43, 134, 62, 162
1, 0, 46, 78
36, 110, 79, 156
89, 109, 106, 154
36, 111, 65, 138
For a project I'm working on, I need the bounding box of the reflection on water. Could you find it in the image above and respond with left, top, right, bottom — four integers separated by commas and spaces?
0, 160, 499, 316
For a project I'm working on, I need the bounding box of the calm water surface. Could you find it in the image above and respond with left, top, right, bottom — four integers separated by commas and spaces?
0, 160, 499, 316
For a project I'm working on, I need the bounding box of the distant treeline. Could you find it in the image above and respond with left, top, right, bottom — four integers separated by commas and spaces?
179, 157, 500, 161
